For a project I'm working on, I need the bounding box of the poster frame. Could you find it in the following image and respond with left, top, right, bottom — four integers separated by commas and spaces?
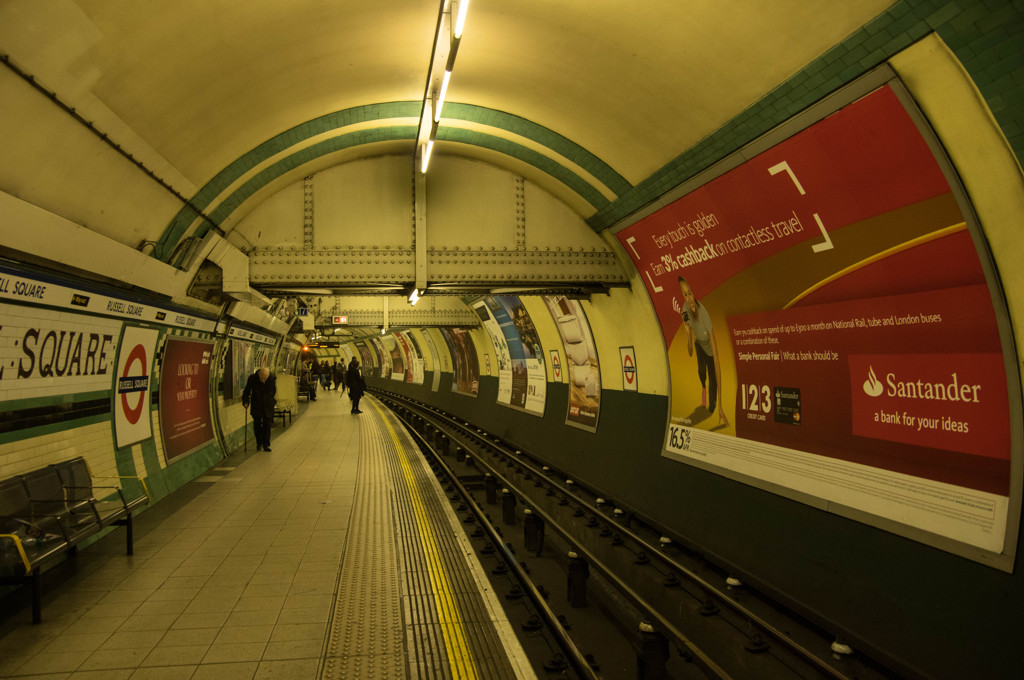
611, 65, 1022, 570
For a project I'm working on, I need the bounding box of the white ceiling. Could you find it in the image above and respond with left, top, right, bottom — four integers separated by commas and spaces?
0, 0, 895, 249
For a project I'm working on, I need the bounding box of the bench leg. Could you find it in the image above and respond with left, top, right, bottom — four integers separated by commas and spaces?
126, 515, 134, 555
31, 570, 42, 624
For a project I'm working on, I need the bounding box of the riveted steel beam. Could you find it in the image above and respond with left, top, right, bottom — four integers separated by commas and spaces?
248, 245, 626, 291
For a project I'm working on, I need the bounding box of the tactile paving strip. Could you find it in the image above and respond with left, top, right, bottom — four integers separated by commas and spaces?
321, 403, 524, 680
378, 407, 520, 680
320, 413, 406, 680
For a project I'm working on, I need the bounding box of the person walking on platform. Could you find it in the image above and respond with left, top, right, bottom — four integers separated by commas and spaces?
319, 360, 332, 391
242, 366, 277, 451
331, 360, 342, 392
334, 360, 347, 395
346, 357, 366, 414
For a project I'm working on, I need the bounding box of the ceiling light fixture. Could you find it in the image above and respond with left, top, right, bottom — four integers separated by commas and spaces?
454, 0, 469, 38
416, 0, 469, 174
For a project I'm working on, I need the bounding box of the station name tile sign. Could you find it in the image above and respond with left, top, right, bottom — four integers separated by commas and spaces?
0, 264, 215, 332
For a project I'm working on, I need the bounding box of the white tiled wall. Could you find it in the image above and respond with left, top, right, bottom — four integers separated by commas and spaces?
0, 421, 117, 480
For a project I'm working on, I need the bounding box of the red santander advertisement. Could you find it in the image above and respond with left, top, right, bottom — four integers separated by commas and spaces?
617, 84, 1014, 555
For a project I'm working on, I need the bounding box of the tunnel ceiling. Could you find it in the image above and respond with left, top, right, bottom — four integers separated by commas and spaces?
0, 2, 894, 224
0, 0, 905, 329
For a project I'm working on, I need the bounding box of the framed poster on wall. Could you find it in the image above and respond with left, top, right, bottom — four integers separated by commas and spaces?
615, 75, 1020, 566
158, 337, 215, 463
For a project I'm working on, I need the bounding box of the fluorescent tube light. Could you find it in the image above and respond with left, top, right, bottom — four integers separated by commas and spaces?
434, 71, 452, 122
454, 0, 469, 39
420, 139, 434, 173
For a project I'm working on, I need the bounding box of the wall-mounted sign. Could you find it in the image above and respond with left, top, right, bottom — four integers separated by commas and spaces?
333, 315, 348, 324
0, 263, 216, 332
114, 326, 158, 448
620, 346, 637, 391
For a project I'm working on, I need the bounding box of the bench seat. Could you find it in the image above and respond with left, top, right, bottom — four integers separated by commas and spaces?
0, 458, 149, 623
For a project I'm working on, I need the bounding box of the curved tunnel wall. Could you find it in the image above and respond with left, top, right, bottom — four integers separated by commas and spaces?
361, 40, 1024, 680
1, 9, 1023, 680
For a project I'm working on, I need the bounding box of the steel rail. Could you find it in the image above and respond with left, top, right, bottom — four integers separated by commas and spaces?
381, 390, 866, 680
388, 396, 737, 679
392, 405, 604, 680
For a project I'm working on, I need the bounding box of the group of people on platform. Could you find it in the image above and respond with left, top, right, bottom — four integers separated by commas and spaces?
242, 356, 367, 451
300, 358, 344, 399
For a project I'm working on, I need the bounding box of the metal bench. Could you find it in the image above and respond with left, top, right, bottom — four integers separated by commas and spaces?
273, 374, 298, 427
53, 457, 149, 553
0, 458, 148, 623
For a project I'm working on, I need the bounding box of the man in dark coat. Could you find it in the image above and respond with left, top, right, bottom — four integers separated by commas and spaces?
346, 357, 366, 414
332, 360, 345, 393
242, 367, 277, 451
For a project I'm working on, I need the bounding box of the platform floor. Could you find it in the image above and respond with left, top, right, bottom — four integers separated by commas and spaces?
0, 391, 534, 680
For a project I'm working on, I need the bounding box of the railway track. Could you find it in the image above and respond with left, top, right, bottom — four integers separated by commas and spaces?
377, 389, 910, 680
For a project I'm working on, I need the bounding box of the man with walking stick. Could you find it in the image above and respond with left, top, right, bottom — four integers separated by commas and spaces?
242, 367, 277, 452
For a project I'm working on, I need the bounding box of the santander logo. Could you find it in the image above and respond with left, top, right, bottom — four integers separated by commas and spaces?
863, 366, 884, 397
860, 364, 982, 403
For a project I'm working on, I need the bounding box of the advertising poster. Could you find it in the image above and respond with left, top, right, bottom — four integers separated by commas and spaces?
370, 335, 393, 379
226, 339, 254, 399
473, 300, 514, 405
473, 297, 546, 415
543, 296, 601, 431
113, 326, 158, 448
355, 340, 377, 376
380, 334, 404, 381
440, 328, 479, 397
420, 329, 443, 392
396, 332, 424, 384
340, 344, 355, 365
616, 84, 1014, 553
496, 295, 546, 415
158, 337, 215, 463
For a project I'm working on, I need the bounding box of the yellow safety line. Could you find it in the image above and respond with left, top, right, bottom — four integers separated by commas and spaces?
372, 403, 481, 680
784, 222, 967, 309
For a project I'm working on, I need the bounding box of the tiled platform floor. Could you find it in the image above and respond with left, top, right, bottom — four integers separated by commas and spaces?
0, 389, 363, 679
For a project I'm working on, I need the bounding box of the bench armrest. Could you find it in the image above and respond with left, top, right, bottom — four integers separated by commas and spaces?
61, 485, 132, 512
24, 497, 101, 522
0, 533, 31, 573
88, 476, 152, 501
0, 512, 72, 540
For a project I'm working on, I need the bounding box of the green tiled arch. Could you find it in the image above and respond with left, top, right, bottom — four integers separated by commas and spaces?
156, 103, 627, 261
205, 126, 418, 227
441, 104, 631, 196
158, 1, 1022, 258
435, 127, 612, 210
186, 126, 613, 244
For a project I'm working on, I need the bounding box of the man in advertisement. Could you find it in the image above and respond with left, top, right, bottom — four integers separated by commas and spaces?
242, 367, 277, 451
677, 277, 729, 428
